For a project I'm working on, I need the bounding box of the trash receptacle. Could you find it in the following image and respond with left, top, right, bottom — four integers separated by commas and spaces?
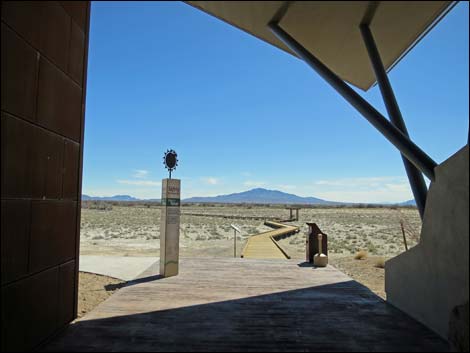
306, 222, 328, 263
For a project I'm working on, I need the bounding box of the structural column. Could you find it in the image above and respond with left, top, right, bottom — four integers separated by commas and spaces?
268, 22, 437, 182
360, 24, 428, 219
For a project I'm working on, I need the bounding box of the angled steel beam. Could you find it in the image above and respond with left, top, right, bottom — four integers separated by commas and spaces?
268, 21, 437, 181
360, 24, 428, 219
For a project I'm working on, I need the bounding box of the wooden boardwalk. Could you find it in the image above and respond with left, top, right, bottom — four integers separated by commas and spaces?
44, 258, 449, 352
241, 221, 299, 259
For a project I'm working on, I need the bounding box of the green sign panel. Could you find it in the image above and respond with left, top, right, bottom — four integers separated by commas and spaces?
161, 198, 180, 206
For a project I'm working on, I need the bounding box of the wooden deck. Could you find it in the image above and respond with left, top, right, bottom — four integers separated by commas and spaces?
43, 257, 449, 352
240, 221, 299, 259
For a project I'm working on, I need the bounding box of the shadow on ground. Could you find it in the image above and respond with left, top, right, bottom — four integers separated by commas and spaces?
43, 279, 449, 352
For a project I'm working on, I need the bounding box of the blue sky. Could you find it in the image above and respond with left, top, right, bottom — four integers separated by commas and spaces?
82, 1, 469, 202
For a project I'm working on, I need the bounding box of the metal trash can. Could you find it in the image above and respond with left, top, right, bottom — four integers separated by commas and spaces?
306, 222, 328, 263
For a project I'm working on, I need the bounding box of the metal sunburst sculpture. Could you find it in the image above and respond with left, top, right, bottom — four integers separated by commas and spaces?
163, 149, 178, 179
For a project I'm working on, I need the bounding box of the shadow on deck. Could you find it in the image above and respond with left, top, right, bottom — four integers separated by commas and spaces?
42, 258, 449, 352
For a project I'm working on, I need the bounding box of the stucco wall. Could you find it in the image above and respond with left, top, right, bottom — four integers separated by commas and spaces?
386, 145, 469, 339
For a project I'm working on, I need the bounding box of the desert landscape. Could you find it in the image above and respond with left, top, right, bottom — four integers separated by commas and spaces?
79, 202, 420, 299
80, 202, 420, 258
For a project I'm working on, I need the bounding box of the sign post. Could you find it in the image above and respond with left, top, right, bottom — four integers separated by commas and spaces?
230, 224, 241, 258
160, 149, 180, 277
160, 178, 180, 277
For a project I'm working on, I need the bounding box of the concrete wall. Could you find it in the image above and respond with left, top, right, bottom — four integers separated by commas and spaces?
386, 145, 469, 340
1, 2, 90, 351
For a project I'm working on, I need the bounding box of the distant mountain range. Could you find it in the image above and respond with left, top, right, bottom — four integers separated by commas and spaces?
184, 188, 337, 205
397, 199, 416, 206
82, 194, 143, 202
82, 188, 416, 206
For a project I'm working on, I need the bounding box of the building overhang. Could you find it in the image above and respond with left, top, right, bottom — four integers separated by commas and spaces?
186, 1, 455, 91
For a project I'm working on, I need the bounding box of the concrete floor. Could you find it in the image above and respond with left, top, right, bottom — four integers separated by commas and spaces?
44, 258, 449, 352
79, 256, 157, 281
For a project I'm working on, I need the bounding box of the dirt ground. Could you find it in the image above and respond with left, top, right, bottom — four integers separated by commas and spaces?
329, 255, 388, 299
77, 272, 126, 319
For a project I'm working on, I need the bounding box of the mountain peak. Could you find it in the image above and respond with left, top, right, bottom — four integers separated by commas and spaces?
184, 188, 334, 205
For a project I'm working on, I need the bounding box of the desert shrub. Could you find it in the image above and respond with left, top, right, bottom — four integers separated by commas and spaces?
246, 227, 259, 235
354, 250, 368, 260
209, 228, 220, 237
363, 239, 379, 254
374, 257, 386, 268
328, 242, 339, 253
345, 243, 356, 254
368, 243, 379, 255
86, 201, 113, 211
210, 231, 223, 240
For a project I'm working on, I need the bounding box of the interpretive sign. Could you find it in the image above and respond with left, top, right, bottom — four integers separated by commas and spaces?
160, 177, 181, 277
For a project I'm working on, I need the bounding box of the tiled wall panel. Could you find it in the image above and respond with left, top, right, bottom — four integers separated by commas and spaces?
60, 1, 87, 30
0, 23, 39, 122
1, 113, 35, 198
37, 57, 82, 141
1, 267, 60, 351
63, 140, 80, 200
30, 201, 77, 273
58, 260, 77, 326
1, 1, 90, 351
1, 1, 44, 51
30, 126, 65, 199
69, 20, 86, 83
1, 199, 31, 284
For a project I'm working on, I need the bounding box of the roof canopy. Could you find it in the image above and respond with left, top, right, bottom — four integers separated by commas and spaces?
187, 1, 453, 91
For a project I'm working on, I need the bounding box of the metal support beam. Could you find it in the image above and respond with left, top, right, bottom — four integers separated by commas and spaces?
268, 21, 437, 181
360, 24, 428, 219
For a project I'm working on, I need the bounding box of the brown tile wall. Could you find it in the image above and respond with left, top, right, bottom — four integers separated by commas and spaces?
1, 1, 90, 351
